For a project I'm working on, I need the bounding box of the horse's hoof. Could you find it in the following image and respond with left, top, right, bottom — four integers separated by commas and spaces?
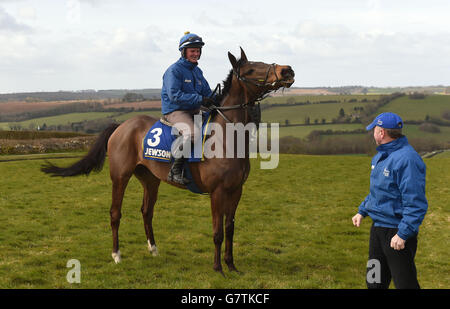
112, 250, 121, 264
228, 266, 240, 273
214, 267, 225, 277
148, 242, 158, 256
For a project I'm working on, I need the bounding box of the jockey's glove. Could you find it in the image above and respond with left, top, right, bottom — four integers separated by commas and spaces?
201, 96, 218, 108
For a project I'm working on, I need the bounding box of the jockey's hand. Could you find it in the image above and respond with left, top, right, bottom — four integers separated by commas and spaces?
201, 96, 217, 107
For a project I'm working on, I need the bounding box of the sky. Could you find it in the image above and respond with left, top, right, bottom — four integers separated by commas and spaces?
0, 0, 449, 93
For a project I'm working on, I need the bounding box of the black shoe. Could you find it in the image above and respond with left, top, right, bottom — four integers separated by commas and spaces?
168, 158, 190, 185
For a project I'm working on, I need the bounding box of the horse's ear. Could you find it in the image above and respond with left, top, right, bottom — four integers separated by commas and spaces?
239, 47, 248, 64
228, 52, 238, 70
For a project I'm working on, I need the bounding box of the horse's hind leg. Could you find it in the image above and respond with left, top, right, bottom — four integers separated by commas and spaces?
110, 174, 131, 263
134, 165, 160, 256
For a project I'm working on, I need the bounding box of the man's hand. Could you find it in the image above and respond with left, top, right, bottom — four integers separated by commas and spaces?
352, 213, 364, 227
390, 234, 406, 251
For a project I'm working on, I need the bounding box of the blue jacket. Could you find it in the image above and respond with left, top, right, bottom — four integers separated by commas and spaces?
358, 136, 428, 240
161, 57, 212, 115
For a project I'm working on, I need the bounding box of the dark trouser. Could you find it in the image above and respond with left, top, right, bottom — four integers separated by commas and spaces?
367, 224, 420, 289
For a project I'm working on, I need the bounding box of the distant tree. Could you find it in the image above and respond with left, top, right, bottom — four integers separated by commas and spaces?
122, 92, 144, 102
9, 123, 22, 130
339, 108, 345, 118
409, 92, 425, 99
321, 118, 326, 124
419, 123, 440, 133
285, 119, 290, 126
442, 110, 450, 121
314, 119, 319, 124
304, 116, 310, 125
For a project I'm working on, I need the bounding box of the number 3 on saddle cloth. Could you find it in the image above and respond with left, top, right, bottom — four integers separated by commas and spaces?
142, 111, 212, 194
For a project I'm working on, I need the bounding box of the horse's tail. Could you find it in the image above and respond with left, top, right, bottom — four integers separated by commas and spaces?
41, 123, 120, 177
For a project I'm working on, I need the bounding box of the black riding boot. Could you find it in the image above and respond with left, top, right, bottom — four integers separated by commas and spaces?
168, 157, 189, 185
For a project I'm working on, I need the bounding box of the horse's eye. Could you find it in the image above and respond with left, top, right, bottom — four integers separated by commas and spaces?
244, 69, 254, 76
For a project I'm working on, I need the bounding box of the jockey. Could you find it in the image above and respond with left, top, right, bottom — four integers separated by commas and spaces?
161, 32, 215, 185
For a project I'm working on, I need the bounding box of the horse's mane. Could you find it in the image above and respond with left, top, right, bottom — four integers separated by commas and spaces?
214, 58, 245, 104
214, 69, 233, 103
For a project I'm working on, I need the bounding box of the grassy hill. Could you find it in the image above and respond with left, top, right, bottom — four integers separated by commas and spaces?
262, 102, 368, 125
263, 94, 382, 105
378, 95, 450, 121
0, 112, 119, 130
1, 93, 449, 155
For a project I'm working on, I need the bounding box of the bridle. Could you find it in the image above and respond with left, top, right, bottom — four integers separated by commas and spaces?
235, 62, 280, 89
205, 63, 280, 125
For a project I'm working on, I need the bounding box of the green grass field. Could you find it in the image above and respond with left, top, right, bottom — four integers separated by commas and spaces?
378, 95, 450, 121
261, 102, 370, 125
0, 153, 448, 288
0, 112, 119, 130
262, 94, 382, 105
403, 124, 450, 142
113, 110, 162, 122
1, 94, 449, 148
279, 124, 364, 139
0, 111, 164, 131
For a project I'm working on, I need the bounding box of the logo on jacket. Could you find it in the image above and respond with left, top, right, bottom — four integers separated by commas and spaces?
184, 79, 192, 83
383, 168, 390, 177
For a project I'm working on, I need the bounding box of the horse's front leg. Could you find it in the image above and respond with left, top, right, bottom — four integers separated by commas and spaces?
224, 186, 242, 272
211, 186, 242, 273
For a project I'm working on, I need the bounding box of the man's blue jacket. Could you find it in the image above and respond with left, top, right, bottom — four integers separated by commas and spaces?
161, 57, 212, 115
358, 136, 428, 240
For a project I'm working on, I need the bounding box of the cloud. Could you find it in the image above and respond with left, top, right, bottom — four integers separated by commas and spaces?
1, 1, 449, 92
18, 6, 36, 20
0, 6, 33, 33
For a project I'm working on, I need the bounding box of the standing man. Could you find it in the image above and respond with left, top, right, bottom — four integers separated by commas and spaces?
352, 112, 428, 289
161, 31, 215, 185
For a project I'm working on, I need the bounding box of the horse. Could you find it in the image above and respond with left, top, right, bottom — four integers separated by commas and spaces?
41, 48, 295, 274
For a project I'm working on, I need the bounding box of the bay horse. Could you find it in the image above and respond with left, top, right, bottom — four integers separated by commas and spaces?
41, 48, 295, 274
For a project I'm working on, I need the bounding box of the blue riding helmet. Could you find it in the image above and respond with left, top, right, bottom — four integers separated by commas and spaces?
179, 31, 205, 51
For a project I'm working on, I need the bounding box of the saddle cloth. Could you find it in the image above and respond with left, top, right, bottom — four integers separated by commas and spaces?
142, 111, 212, 163
142, 111, 213, 194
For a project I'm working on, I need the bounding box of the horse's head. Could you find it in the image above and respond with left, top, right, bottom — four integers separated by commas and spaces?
228, 47, 295, 93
